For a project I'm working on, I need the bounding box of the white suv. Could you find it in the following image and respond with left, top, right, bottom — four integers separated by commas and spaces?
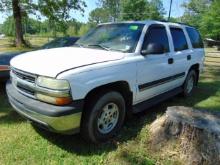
6, 20, 205, 143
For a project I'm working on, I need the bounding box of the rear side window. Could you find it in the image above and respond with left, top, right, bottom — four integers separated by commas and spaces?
170, 27, 188, 51
142, 25, 170, 53
186, 27, 204, 48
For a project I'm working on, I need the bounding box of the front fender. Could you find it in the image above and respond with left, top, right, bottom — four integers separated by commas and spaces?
58, 63, 137, 100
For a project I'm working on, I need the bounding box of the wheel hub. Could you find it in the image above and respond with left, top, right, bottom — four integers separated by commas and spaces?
97, 103, 119, 134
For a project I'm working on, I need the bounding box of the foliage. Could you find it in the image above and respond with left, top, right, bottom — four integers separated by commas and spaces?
36, 0, 86, 37
120, 0, 149, 21
1, 0, 167, 39
121, 0, 165, 21
98, 0, 120, 21
169, 17, 181, 22
67, 26, 77, 36
92, 0, 165, 24
181, 0, 219, 40
200, 0, 220, 40
1, 15, 88, 38
88, 8, 109, 25
67, 20, 84, 36
181, 0, 210, 27
1, 16, 15, 36
0, 0, 87, 46
148, 0, 165, 20
78, 24, 90, 36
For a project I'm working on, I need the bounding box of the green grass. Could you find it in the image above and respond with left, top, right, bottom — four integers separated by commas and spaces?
0, 45, 220, 164
0, 37, 52, 53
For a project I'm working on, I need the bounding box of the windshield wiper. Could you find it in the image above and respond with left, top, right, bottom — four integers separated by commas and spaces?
76, 43, 125, 52
87, 44, 110, 51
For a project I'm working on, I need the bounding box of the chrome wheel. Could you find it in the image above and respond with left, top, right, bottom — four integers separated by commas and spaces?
186, 76, 194, 94
97, 102, 119, 134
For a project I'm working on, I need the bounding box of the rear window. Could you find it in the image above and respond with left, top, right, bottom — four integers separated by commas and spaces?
186, 27, 204, 48
170, 27, 188, 51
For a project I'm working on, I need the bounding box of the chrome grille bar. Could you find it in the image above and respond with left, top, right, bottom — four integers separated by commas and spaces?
12, 68, 36, 83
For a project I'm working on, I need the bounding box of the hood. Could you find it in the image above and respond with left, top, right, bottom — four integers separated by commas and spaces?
10, 47, 125, 77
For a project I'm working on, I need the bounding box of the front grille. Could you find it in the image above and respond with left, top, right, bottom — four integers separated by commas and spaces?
12, 69, 36, 83
11, 68, 37, 97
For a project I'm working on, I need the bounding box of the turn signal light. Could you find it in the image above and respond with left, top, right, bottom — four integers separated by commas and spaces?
36, 93, 72, 105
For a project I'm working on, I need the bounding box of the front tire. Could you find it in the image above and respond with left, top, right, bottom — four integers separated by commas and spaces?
182, 70, 197, 97
81, 91, 126, 143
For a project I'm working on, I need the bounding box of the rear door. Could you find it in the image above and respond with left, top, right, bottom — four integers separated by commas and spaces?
185, 27, 205, 70
167, 27, 191, 87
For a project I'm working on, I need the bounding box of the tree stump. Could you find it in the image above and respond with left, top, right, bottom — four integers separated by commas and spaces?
149, 106, 220, 165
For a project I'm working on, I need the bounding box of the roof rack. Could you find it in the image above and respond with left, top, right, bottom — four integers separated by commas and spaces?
157, 19, 192, 27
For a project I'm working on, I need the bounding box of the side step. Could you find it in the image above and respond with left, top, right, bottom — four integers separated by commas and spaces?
132, 87, 183, 113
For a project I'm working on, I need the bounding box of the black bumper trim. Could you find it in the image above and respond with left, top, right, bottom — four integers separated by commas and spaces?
138, 72, 185, 91
6, 81, 84, 117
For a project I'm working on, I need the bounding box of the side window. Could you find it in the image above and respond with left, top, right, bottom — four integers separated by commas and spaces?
142, 25, 170, 53
170, 27, 188, 51
186, 27, 204, 48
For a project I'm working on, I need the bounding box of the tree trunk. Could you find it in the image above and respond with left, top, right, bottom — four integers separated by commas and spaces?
12, 0, 26, 47
149, 106, 220, 165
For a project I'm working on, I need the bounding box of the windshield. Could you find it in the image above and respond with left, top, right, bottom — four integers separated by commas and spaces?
76, 23, 144, 53
41, 38, 69, 49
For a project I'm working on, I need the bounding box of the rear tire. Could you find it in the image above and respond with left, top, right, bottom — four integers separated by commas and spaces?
182, 70, 197, 97
81, 91, 126, 143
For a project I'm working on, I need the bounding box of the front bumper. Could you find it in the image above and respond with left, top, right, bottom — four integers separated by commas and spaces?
6, 81, 83, 134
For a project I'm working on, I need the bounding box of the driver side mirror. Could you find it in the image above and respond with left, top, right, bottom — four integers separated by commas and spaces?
141, 43, 165, 55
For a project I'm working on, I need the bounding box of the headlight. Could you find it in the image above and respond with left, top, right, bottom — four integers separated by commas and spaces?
36, 77, 72, 105
36, 76, 70, 90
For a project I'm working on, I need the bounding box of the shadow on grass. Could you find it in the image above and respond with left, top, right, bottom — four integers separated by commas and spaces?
34, 80, 220, 156
0, 111, 24, 124
0, 82, 25, 124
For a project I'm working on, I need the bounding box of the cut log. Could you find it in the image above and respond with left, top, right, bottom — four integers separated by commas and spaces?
149, 106, 220, 165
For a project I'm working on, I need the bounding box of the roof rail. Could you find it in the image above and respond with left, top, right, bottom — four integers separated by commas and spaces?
158, 19, 168, 22
157, 19, 194, 27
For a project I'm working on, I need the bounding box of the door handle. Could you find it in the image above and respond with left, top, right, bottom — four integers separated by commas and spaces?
168, 58, 174, 64
187, 55, 191, 61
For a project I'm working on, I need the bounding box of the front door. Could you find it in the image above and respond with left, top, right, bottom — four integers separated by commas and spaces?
135, 24, 176, 104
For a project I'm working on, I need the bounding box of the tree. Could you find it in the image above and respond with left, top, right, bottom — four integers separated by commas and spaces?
0, 0, 86, 47
89, 8, 109, 25
0, 24, 2, 33
66, 19, 83, 36
1, 16, 15, 36
181, 0, 211, 28
200, 0, 220, 40
121, 0, 149, 21
12, 0, 27, 46
98, 0, 165, 22
120, 0, 165, 21
148, 0, 165, 20
78, 24, 90, 36
98, 0, 120, 21
181, 0, 220, 39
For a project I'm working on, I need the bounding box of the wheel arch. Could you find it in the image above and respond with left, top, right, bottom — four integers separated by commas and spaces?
188, 63, 200, 85
83, 81, 133, 115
